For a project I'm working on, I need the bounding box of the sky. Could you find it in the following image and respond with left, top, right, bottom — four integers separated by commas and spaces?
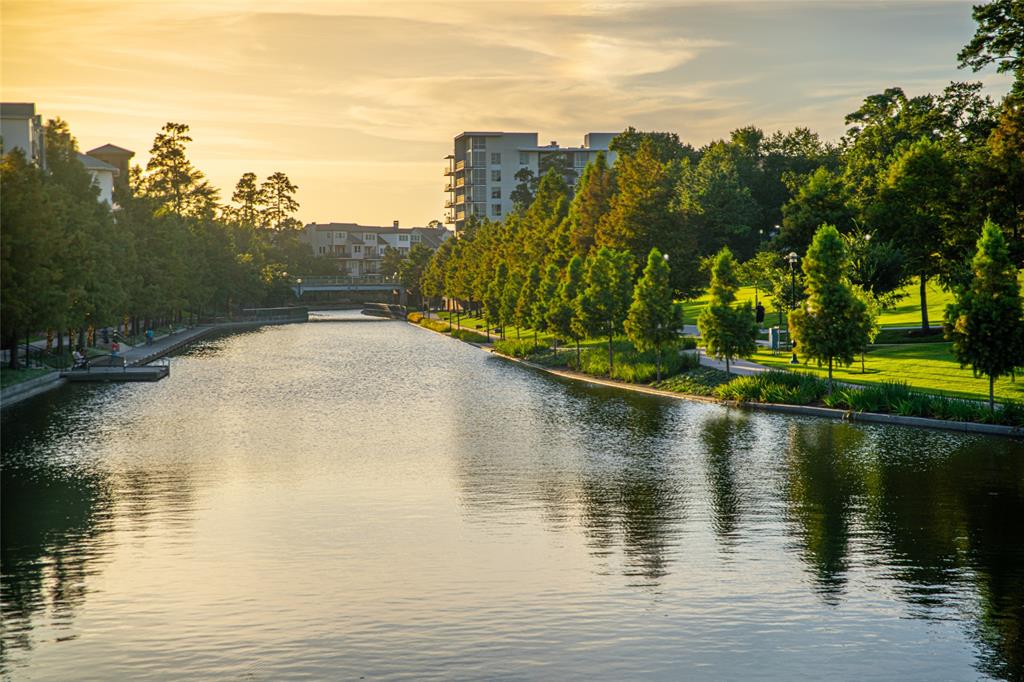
1, 0, 1013, 227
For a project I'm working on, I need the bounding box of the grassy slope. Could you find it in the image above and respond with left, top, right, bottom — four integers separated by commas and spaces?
679, 277, 954, 328
753, 344, 1024, 402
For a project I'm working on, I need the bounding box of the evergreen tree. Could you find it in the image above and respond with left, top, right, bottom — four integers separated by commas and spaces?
577, 247, 634, 375
483, 261, 507, 340
788, 224, 870, 385
780, 167, 855, 254
566, 152, 614, 257
501, 270, 523, 339
945, 219, 1024, 410
597, 138, 700, 297
516, 263, 542, 350
548, 255, 585, 363
261, 171, 301, 230
533, 263, 561, 346
143, 122, 219, 218
625, 248, 683, 380
697, 247, 758, 375
231, 172, 264, 228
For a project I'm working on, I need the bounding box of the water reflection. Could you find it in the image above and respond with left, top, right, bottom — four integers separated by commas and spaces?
2, 318, 1022, 680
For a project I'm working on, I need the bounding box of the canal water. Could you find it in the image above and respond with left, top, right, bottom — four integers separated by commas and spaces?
2, 312, 1022, 680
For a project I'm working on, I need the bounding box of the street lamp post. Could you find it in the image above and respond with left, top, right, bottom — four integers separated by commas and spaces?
296, 277, 303, 299
787, 251, 799, 364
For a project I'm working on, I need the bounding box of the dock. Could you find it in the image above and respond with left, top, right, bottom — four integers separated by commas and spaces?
61, 358, 170, 382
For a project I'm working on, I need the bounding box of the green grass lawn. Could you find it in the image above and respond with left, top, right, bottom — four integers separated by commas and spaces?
679, 277, 955, 329
0, 366, 53, 389
753, 343, 1024, 403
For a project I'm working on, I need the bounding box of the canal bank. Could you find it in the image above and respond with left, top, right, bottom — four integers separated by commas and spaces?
409, 319, 1024, 439
0, 314, 308, 410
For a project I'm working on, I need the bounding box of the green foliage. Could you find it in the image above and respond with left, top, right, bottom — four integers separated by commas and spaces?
493, 337, 539, 358
715, 370, 829, 405
625, 248, 683, 380
957, 0, 1024, 85
450, 328, 490, 344
698, 247, 758, 374
566, 152, 614, 256
653, 366, 732, 396
944, 219, 1024, 408
780, 167, 854, 254
574, 338, 697, 383
577, 248, 635, 374
142, 122, 219, 218
515, 263, 541, 332
789, 225, 870, 382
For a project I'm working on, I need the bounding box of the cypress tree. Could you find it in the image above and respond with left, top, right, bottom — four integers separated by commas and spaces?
945, 219, 1024, 410
697, 247, 758, 375
516, 264, 541, 350
532, 263, 560, 350
549, 255, 585, 363
578, 247, 634, 375
625, 248, 683, 380
788, 224, 870, 385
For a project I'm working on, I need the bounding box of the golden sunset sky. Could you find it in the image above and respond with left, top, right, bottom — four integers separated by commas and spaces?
1, 0, 1012, 226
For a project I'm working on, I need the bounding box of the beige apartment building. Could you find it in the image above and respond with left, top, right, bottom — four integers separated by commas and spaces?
300, 221, 451, 275
444, 132, 618, 231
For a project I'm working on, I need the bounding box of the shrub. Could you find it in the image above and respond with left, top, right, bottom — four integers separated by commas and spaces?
714, 371, 828, 405
493, 338, 541, 358
417, 317, 451, 334
450, 329, 489, 344
407, 312, 424, 323
678, 336, 699, 350
653, 367, 733, 396
576, 339, 698, 383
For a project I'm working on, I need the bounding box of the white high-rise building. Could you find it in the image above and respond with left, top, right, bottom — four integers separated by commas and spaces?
444, 132, 617, 231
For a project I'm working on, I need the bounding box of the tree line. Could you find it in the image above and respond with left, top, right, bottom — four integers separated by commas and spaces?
1, 120, 321, 367
419, 2, 1023, 401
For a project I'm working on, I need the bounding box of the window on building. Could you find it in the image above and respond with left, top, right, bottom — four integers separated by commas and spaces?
492, 204, 502, 216
398, 234, 409, 242
411, 234, 421, 243
491, 152, 501, 165
519, 152, 528, 165
353, 245, 362, 253
491, 187, 501, 199
471, 151, 486, 167
471, 169, 486, 184
364, 233, 375, 241
400, 247, 409, 254
471, 137, 486, 150
491, 170, 501, 182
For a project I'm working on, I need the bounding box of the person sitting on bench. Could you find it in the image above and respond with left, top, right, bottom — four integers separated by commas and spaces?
72, 349, 88, 369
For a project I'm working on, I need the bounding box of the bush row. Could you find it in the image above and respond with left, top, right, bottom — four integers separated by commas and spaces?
714, 372, 1024, 427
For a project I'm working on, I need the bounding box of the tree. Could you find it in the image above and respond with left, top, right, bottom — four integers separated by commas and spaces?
841, 229, 909, 307
852, 286, 882, 373
577, 248, 634, 375
381, 246, 405, 279
533, 263, 561, 346
398, 243, 433, 310
957, 0, 1024, 96
548, 255, 585, 363
483, 261, 507, 340
697, 247, 758, 375
566, 152, 614, 257
516, 263, 542, 350
597, 138, 700, 296
675, 141, 761, 260
945, 220, 1024, 410
510, 167, 536, 208
143, 122, 219, 218
871, 137, 959, 330
230, 172, 264, 228
501, 269, 523, 339
610, 127, 697, 164
780, 167, 854, 254
0, 151, 65, 367
625, 248, 683, 380
788, 225, 870, 385
261, 171, 300, 230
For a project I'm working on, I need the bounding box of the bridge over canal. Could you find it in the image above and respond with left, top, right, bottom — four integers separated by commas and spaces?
291, 275, 407, 305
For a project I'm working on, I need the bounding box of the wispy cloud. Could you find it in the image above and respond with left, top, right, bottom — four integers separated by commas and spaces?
1, 0, 1001, 225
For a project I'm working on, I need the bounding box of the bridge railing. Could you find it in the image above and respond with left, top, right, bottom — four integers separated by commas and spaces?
296, 275, 399, 286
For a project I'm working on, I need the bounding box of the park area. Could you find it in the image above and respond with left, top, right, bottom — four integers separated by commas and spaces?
432, 276, 1024, 406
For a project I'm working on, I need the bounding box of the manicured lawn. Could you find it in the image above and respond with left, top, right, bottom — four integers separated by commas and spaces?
753, 343, 1024, 403
0, 366, 53, 389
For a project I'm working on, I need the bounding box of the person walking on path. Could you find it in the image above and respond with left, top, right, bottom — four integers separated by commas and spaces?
146, 328, 154, 346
